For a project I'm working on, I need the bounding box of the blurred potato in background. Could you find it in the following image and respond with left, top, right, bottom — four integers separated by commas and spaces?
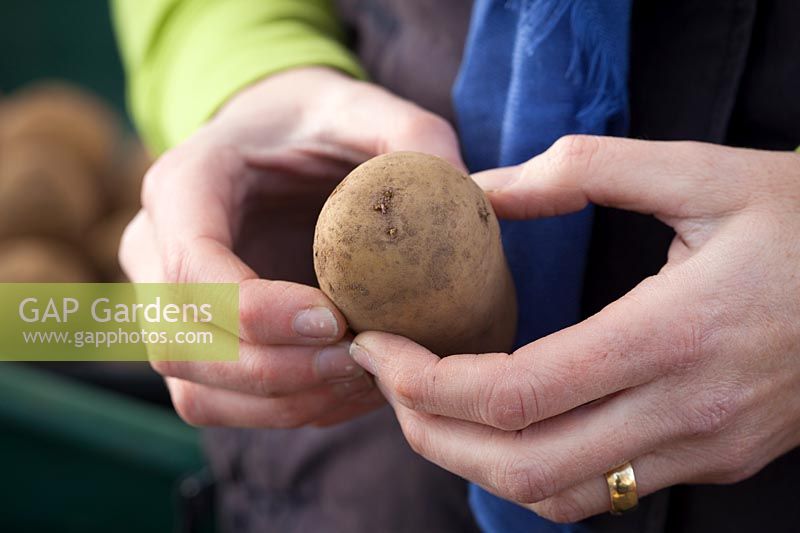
0, 81, 150, 283
0, 238, 94, 282
0, 7, 202, 531
0, 83, 120, 178
0, 139, 102, 242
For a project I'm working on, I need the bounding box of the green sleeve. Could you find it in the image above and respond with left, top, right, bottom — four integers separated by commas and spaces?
111, 0, 366, 153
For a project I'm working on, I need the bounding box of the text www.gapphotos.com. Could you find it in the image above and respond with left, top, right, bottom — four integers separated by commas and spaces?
22, 328, 214, 349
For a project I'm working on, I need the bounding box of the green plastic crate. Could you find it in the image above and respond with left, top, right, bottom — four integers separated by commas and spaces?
0, 363, 207, 532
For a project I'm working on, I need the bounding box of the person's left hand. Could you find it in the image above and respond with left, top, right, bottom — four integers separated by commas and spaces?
348, 136, 800, 522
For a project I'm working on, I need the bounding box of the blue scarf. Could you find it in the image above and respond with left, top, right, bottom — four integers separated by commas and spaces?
452, 1, 631, 531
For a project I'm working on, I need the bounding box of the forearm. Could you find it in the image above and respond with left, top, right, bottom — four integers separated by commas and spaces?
111, 0, 365, 153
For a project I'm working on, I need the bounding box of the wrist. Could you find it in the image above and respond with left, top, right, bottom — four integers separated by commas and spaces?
214, 66, 357, 124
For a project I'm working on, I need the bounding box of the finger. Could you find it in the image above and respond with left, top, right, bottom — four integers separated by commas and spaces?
238, 278, 347, 345
532, 415, 792, 523
119, 212, 248, 361
352, 276, 697, 430
472, 136, 749, 222
152, 340, 368, 397
526, 452, 685, 523
164, 374, 375, 429
380, 383, 674, 505
351, 332, 528, 427
118, 210, 165, 282
132, 187, 347, 345
323, 84, 467, 171
141, 141, 256, 284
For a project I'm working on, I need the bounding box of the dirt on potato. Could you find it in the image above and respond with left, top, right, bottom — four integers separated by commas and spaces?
313, 151, 517, 355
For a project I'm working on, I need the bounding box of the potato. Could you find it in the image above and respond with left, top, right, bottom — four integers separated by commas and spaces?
0, 239, 95, 282
113, 139, 152, 209
313, 151, 517, 355
86, 208, 137, 281
0, 82, 121, 179
0, 140, 102, 242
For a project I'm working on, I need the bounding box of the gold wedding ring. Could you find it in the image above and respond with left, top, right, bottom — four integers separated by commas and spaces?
605, 462, 638, 515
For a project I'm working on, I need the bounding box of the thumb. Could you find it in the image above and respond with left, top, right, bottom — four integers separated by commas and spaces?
331, 82, 466, 171
380, 109, 467, 172
472, 135, 746, 222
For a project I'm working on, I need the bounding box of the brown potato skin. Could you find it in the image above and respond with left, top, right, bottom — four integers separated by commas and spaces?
0, 140, 101, 242
0, 239, 95, 283
313, 152, 517, 356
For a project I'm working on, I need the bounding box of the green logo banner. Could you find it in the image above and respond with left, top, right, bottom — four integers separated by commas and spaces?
0, 283, 239, 361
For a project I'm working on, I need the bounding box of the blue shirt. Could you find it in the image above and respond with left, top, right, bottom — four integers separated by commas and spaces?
452, 1, 632, 530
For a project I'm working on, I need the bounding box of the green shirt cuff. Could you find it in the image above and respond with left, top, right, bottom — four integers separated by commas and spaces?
113, 0, 365, 153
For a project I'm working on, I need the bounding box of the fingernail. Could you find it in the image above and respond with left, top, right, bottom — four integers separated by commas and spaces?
331, 375, 374, 398
472, 167, 517, 192
349, 341, 377, 375
315, 342, 364, 382
293, 307, 339, 339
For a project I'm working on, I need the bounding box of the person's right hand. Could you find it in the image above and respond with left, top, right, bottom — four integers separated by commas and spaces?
119, 67, 464, 428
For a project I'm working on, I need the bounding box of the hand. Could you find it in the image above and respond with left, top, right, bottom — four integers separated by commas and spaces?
119, 67, 465, 428
349, 136, 800, 521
